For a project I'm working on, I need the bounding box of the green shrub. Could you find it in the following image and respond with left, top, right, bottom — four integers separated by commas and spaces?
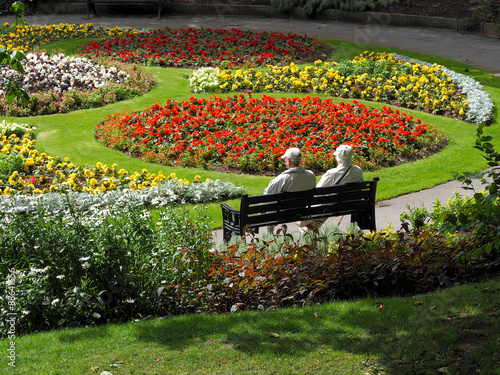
271, 0, 398, 16
436, 124, 500, 259
0, 153, 24, 179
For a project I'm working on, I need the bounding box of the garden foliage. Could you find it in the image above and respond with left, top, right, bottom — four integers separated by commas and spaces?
2, 206, 498, 336
433, 124, 500, 259
271, 0, 398, 15
0, 204, 214, 335
0, 46, 29, 105
172, 228, 497, 314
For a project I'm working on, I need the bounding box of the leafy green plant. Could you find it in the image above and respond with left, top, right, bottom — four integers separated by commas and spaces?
0, 152, 24, 179
0, 203, 214, 335
465, 0, 500, 29
437, 124, 500, 259
0, 47, 29, 105
400, 204, 432, 232
10, 1, 26, 27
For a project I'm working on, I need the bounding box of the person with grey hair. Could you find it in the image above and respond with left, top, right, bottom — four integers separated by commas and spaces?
263, 147, 316, 234
317, 144, 363, 188
263, 147, 316, 195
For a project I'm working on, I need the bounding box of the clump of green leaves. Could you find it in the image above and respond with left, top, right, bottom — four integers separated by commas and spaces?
0, 47, 29, 105
10, 1, 26, 27
0, 153, 24, 179
436, 124, 500, 258
400, 204, 432, 232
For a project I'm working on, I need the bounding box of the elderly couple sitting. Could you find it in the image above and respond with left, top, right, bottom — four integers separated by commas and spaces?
263, 144, 363, 233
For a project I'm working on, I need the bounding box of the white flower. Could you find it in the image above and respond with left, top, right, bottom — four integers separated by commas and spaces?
93, 312, 101, 319
82, 262, 91, 270
56, 275, 65, 279
189, 67, 222, 93
51, 298, 60, 305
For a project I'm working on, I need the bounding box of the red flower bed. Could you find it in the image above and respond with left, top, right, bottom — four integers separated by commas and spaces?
95, 94, 445, 173
76, 27, 331, 68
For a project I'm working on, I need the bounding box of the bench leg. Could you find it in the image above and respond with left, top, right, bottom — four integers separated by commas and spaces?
222, 226, 232, 243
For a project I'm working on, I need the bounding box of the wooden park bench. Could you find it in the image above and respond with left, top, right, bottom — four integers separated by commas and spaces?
221, 177, 379, 242
87, 0, 163, 20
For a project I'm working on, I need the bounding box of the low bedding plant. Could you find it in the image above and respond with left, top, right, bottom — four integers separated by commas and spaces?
0, 52, 155, 116
75, 27, 332, 68
0, 22, 136, 52
0, 122, 245, 209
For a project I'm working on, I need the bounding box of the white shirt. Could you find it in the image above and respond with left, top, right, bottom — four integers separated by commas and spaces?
317, 162, 363, 187
264, 166, 316, 195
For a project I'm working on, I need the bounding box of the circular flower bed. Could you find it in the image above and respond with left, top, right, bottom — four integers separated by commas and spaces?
95, 94, 446, 173
0, 52, 155, 116
76, 27, 333, 68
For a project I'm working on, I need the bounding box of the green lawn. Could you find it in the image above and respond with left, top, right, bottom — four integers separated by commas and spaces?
2, 277, 500, 374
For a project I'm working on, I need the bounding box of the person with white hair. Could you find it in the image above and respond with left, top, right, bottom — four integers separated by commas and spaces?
263, 147, 316, 195
317, 144, 363, 187
299, 144, 364, 231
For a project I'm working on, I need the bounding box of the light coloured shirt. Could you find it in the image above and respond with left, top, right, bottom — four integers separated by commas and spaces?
263, 166, 316, 195
317, 162, 363, 187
